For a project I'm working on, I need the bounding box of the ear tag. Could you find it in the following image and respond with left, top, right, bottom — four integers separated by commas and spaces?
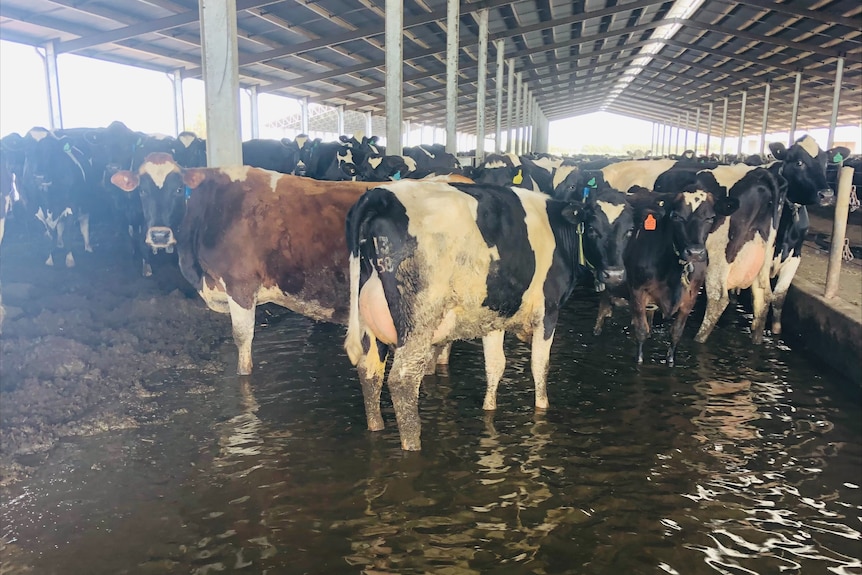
63, 142, 71, 153
513, 169, 523, 185
392, 171, 401, 180
582, 186, 590, 200
184, 186, 192, 200
587, 177, 596, 187
644, 214, 657, 231
833, 152, 844, 163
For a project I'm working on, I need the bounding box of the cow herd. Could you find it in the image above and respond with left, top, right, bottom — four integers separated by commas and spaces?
0, 120, 853, 451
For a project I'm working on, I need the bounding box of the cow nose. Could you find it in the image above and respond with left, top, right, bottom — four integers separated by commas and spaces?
146, 226, 176, 252
600, 267, 626, 286
684, 246, 707, 262
817, 189, 835, 207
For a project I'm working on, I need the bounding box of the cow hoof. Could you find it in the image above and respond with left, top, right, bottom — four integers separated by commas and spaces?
85, 246, 93, 253
236, 366, 252, 376
65, 253, 75, 267
45, 254, 54, 266
367, 418, 384, 432
401, 438, 422, 451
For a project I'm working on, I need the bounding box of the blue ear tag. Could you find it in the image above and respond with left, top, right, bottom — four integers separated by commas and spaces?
582, 187, 590, 200
392, 171, 401, 180
184, 186, 192, 200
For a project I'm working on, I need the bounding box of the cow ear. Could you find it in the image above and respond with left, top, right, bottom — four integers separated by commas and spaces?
827, 147, 850, 163
183, 168, 207, 189
768, 142, 787, 160
716, 196, 740, 216
110, 171, 139, 192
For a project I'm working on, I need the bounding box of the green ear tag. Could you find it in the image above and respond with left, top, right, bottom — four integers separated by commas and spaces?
833, 152, 844, 162
587, 177, 596, 187
63, 142, 71, 153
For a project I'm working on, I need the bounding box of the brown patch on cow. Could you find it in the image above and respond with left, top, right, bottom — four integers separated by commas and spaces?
182, 169, 207, 190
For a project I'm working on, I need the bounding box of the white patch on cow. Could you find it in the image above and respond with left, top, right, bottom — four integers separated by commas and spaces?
601, 159, 677, 191
354, 131, 365, 142
552, 165, 577, 190
222, 165, 252, 183
28, 127, 50, 142
268, 170, 282, 192
484, 160, 507, 169
338, 149, 354, 165
598, 200, 625, 224
797, 135, 820, 159
532, 156, 564, 172
35, 206, 72, 230
507, 153, 521, 167
368, 156, 383, 169
294, 135, 309, 149
141, 158, 181, 188
683, 190, 708, 211
418, 147, 434, 158
402, 156, 417, 173
178, 133, 196, 148
707, 164, 757, 191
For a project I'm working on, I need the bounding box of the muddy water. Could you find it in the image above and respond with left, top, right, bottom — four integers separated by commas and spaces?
1, 296, 860, 575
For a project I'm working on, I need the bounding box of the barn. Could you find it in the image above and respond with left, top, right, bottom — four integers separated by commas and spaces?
0, 1, 861, 573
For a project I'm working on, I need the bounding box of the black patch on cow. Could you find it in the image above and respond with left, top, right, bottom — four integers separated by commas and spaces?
451, 183, 535, 317
721, 168, 784, 264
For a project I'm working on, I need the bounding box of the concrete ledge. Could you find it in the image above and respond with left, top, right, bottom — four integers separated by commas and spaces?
782, 276, 862, 387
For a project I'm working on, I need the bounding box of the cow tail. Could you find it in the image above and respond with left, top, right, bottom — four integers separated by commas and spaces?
344, 189, 380, 365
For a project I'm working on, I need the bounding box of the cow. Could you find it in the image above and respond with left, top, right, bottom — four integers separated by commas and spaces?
604, 187, 740, 365
172, 131, 207, 168
297, 136, 358, 180
241, 138, 300, 174
343, 181, 635, 451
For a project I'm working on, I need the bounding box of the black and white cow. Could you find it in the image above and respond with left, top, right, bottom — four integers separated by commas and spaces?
344, 181, 634, 451
241, 138, 301, 174
172, 131, 207, 168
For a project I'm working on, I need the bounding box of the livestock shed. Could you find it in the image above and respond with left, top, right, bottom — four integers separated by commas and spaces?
0, 0, 860, 156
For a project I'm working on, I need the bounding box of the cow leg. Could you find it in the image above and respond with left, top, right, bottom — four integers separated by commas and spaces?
79, 213, 92, 252
481, 330, 506, 411
667, 288, 699, 367
694, 284, 730, 344
630, 293, 650, 365
770, 256, 800, 336
358, 339, 388, 432
387, 339, 433, 451
435, 342, 452, 372
227, 296, 256, 376
749, 272, 772, 345
531, 321, 557, 410
65, 251, 75, 268
55, 219, 65, 249
593, 292, 613, 335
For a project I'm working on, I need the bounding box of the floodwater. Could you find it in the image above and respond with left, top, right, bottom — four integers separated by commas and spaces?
1, 296, 861, 575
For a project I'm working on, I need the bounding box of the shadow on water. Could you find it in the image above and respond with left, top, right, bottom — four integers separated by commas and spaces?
1, 294, 860, 574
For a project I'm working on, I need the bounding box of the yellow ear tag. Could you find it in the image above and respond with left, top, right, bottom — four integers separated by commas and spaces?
644, 213, 657, 231
513, 169, 523, 185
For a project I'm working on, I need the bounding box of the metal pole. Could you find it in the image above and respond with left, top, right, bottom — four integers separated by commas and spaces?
674, 114, 681, 155
825, 166, 855, 298
694, 107, 701, 153
385, 0, 403, 152
475, 9, 489, 162
172, 69, 185, 136
445, 0, 459, 154
737, 90, 747, 157
514, 72, 522, 155
42, 41, 63, 130
300, 97, 309, 134
705, 102, 713, 155
200, 0, 242, 166
683, 111, 690, 150
827, 56, 844, 150
366, 111, 373, 137
720, 97, 728, 158
248, 85, 260, 139
760, 82, 770, 156
659, 123, 666, 156
789, 71, 802, 145
404, 119, 410, 147
505, 59, 514, 153
494, 40, 504, 154
337, 105, 345, 136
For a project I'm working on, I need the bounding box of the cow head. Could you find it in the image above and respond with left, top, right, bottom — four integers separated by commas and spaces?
569, 187, 635, 289
172, 131, 207, 168
110, 152, 186, 253
769, 135, 850, 207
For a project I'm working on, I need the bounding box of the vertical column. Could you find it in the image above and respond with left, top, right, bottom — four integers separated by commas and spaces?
683, 111, 690, 150
404, 119, 411, 147
674, 114, 681, 155
385, 0, 403, 152
720, 97, 728, 158
200, 0, 242, 166
760, 82, 770, 156
789, 71, 802, 145
337, 105, 345, 136
514, 72, 522, 154
300, 97, 309, 134
521, 84, 529, 154
366, 111, 373, 137
42, 40, 63, 130
827, 56, 844, 150
494, 40, 505, 153
445, 0, 459, 154
172, 69, 185, 136
505, 59, 514, 153
693, 108, 701, 153
249, 85, 260, 139
475, 9, 489, 163
737, 90, 747, 157
705, 102, 713, 155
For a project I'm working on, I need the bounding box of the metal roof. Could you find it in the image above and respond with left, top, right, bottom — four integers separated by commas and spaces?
1, 0, 860, 137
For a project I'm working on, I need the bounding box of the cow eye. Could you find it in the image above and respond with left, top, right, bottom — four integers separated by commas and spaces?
625, 228, 634, 238
176, 186, 184, 195
796, 160, 804, 167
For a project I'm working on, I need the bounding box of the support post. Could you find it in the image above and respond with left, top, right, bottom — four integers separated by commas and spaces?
505, 59, 514, 153
514, 72, 522, 154
41, 41, 63, 130
693, 108, 701, 153
737, 90, 747, 157
385, 0, 403, 152
337, 105, 345, 136
720, 97, 728, 158
200, 0, 242, 166
789, 71, 802, 145
366, 111, 372, 137
494, 39, 504, 154
827, 56, 844, 150
825, 166, 855, 298
249, 84, 259, 139
760, 82, 770, 156
445, 0, 459, 154
475, 9, 488, 162
705, 102, 713, 155
300, 97, 309, 134
172, 69, 185, 135
683, 111, 690, 150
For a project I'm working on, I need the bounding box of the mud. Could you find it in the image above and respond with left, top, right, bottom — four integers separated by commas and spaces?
0, 219, 235, 487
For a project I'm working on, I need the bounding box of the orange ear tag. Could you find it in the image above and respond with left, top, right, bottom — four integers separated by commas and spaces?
644, 213, 657, 231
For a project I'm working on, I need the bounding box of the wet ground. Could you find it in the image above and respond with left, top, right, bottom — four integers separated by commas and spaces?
1, 217, 861, 575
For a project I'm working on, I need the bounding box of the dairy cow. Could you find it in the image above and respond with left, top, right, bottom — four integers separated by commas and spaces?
241, 138, 301, 173
344, 181, 635, 451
